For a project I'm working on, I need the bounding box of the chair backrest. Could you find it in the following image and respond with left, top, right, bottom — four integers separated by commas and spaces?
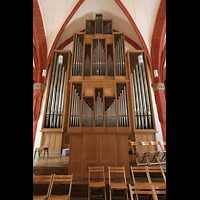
150, 141, 161, 152
140, 141, 151, 152
130, 166, 149, 185
108, 166, 127, 185
145, 166, 166, 183
128, 140, 132, 152
51, 174, 73, 197
162, 167, 166, 179
33, 174, 54, 198
159, 141, 166, 151
43, 137, 50, 147
154, 184, 166, 196
131, 141, 142, 153
129, 184, 158, 200
88, 166, 105, 183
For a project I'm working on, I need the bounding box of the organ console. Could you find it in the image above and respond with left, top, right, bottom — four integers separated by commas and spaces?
40, 14, 158, 178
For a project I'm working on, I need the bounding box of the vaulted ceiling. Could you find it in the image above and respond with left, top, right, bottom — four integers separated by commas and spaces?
33, 0, 166, 84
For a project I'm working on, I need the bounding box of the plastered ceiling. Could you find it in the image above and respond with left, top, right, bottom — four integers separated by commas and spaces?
38, 0, 161, 54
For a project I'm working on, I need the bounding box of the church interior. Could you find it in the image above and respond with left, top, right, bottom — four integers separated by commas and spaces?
33, 0, 166, 199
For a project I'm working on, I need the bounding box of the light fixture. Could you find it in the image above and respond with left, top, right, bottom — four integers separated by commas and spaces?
42, 69, 46, 77
154, 69, 158, 78
58, 55, 63, 65
138, 55, 143, 64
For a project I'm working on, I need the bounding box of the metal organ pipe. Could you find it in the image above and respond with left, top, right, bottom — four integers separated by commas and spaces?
95, 91, 103, 127
72, 35, 83, 76
45, 52, 57, 128
69, 84, 81, 127
115, 35, 125, 76
117, 84, 128, 127
45, 52, 67, 128
139, 55, 152, 129
105, 99, 116, 127
92, 39, 105, 75
130, 53, 153, 129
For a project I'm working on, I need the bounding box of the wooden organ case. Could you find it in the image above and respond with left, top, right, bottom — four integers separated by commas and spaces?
40, 14, 158, 178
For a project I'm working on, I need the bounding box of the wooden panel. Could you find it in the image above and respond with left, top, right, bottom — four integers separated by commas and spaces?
69, 133, 130, 178
68, 134, 83, 177
99, 135, 115, 177
42, 132, 63, 153
135, 132, 156, 152
83, 134, 98, 177
84, 134, 98, 161
84, 87, 94, 97
115, 135, 129, 176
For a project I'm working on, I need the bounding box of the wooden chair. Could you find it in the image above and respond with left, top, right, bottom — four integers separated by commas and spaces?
158, 141, 166, 163
108, 166, 128, 200
162, 167, 166, 178
48, 174, 73, 200
88, 166, 106, 200
34, 138, 50, 159
128, 140, 138, 165
33, 174, 54, 200
140, 141, 160, 166
129, 184, 158, 200
149, 141, 164, 165
154, 185, 166, 199
145, 166, 166, 186
131, 142, 149, 166
130, 166, 151, 186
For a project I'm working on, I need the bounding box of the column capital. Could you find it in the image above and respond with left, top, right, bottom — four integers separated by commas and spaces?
33, 83, 46, 91
152, 82, 165, 91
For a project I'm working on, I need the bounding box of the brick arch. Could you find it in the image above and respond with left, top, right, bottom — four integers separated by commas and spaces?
46, 0, 85, 72
33, 0, 47, 84
151, 0, 166, 83
114, 0, 153, 80
160, 44, 166, 83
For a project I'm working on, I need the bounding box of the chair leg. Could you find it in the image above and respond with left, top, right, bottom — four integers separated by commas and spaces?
104, 187, 107, 200
47, 149, 49, 158
88, 187, 90, 200
34, 150, 36, 159
126, 189, 128, 200
109, 187, 112, 200
43, 150, 45, 159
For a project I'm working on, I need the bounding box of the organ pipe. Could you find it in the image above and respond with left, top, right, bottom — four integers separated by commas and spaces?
69, 84, 81, 127
44, 52, 68, 128
95, 90, 103, 127
72, 34, 83, 76
117, 84, 129, 127
129, 52, 153, 129
115, 34, 125, 76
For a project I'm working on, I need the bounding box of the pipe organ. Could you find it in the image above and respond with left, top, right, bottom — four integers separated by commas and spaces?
44, 52, 69, 128
41, 14, 157, 177
129, 52, 153, 129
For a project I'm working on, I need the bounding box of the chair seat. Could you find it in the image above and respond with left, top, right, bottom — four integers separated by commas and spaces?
135, 182, 151, 186
152, 182, 166, 186
90, 181, 105, 188
35, 147, 44, 150
48, 194, 69, 200
110, 182, 127, 190
33, 195, 47, 200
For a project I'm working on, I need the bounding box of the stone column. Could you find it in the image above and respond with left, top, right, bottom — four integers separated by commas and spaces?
33, 83, 46, 148
152, 82, 166, 142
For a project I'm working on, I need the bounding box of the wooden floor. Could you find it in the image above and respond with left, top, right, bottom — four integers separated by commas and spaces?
33, 151, 165, 168
33, 153, 69, 167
